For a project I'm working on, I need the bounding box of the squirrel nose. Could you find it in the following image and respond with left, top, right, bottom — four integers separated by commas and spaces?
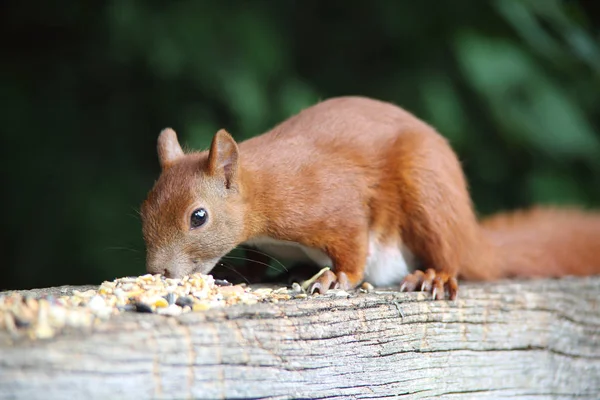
146, 251, 173, 277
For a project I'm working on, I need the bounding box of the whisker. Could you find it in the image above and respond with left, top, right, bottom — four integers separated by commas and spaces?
217, 260, 237, 269
104, 246, 141, 253
237, 247, 288, 272
127, 213, 141, 221
223, 255, 285, 274
216, 262, 250, 285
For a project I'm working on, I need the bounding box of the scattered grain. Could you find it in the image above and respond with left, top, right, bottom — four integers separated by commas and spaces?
0, 271, 351, 341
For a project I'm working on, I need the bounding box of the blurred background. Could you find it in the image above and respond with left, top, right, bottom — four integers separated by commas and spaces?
2, 0, 599, 290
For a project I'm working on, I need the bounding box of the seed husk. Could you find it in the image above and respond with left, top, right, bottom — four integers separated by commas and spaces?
165, 293, 176, 305
175, 296, 194, 308
134, 303, 153, 313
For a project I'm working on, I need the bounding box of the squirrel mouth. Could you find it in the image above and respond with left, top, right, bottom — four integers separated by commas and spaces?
191, 258, 220, 275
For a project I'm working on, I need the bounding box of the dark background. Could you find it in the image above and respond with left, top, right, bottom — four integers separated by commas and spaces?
2, 0, 599, 290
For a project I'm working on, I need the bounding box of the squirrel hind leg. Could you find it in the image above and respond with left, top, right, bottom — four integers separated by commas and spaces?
400, 268, 459, 300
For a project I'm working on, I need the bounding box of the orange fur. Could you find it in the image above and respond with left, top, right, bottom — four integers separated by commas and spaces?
140, 96, 600, 298
474, 207, 600, 279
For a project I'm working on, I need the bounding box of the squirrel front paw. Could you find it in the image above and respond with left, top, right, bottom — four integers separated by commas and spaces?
307, 270, 353, 294
400, 268, 458, 300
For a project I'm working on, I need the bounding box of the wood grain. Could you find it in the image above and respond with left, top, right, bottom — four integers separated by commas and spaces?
1, 277, 599, 399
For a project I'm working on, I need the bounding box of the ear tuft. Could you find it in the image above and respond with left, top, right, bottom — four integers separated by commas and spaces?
157, 128, 184, 170
207, 129, 239, 188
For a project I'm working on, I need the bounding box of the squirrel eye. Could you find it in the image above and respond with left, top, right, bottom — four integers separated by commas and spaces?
190, 208, 208, 229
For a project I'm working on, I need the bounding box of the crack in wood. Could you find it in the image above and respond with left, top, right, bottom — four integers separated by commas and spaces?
150, 327, 163, 397
174, 319, 195, 399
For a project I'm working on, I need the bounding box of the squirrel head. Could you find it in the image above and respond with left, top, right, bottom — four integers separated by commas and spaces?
140, 128, 246, 278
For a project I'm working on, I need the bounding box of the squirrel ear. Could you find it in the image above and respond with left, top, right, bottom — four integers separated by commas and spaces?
157, 128, 184, 170
207, 129, 239, 189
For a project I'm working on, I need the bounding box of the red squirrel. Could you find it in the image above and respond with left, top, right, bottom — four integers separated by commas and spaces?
140, 96, 600, 299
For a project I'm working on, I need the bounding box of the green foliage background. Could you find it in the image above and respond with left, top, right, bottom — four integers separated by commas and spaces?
2, 0, 599, 290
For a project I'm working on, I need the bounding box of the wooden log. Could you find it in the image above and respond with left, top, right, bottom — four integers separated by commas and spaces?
1, 277, 599, 399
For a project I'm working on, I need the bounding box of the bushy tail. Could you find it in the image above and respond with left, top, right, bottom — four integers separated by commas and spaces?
462, 207, 600, 280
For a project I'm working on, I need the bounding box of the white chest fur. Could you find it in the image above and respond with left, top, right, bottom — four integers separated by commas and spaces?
242, 234, 416, 286
363, 237, 416, 286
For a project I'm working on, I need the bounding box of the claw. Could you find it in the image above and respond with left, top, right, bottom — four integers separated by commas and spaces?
310, 282, 322, 295
309, 270, 335, 294
307, 270, 351, 294
420, 269, 436, 292
400, 270, 421, 292
447, 276, 459, 300
399, 268, 458, 300
337, 272, 351, 290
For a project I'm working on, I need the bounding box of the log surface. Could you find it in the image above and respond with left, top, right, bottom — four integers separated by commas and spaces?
1, 277, 600, 400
